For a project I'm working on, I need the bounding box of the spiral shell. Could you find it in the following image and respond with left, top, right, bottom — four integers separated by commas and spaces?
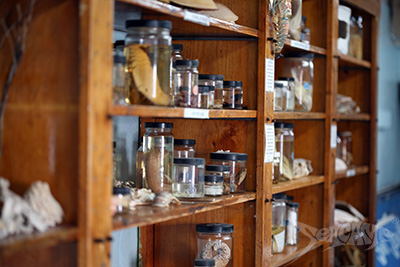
200, 240, 231, 267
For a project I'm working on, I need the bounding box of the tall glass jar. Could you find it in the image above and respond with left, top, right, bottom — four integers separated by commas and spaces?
196, 223, 234, 267
113, 55, 130, 105
143, 122, 174, 193
125, 20, 172, 106
278, 77, 295, 111
135, 137, 144, 188
171, 44, 183, 93
172, 157, 205, 198
174, 59, 199, 107
274, 81, 286, 111
174, 139, 196, 158
338, 131, 353, 166
272, 193, 287, 253
199, 74, 224, 109
275, 122, 294, 181
286, 202, 300, 245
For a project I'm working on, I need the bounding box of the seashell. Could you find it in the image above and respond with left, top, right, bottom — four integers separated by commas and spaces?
152, 191, 181, 207
130, 188, 156, 205
200, 240, 231, 267
199, 3, 239, 23
170, 0, 218, 10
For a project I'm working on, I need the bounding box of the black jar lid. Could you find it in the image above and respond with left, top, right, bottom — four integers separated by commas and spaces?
274, 82, 284, 87
126, 19, 172, 30
204, 175, 224, 183
210, 152, 248, 161
196, 223, 234, 233
174, 139, 196, 146
114, 40, 125, 48
236, 81, 243, 87
144, 122, 173, 129
272, 192, 287, 200
174, 157, 205, 165
223, 81, 237, 87
175, 59, 199, 68
287, 202, 300, 208
114, 55, 126, 64
113, 187, 131, 195
199, 74, 224, 80
199, 85, 215, 93
206, 164, 231, 172
278, 77, 295, 81
194, 259, 216, 266
284, 53, 314, 59
287, 195, 294, 202
274, 122, 294, 129
172, 44, 183, 51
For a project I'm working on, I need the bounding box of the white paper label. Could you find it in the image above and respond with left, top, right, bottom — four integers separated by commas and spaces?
204, 186, 223, 196
183, 108, 210, 119
264, 123, 275, 163
346, 169, 356, 177
272, 229, 286, 253
183, 10, 210, 26
331, 124, 337, 148
265, 58, 275, 92
290, 39, 310, 51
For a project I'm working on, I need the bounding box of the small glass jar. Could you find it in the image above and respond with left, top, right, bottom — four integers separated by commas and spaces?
196, 223, 234, 267
113, 40, 125, 57
171, 44, 183, 93
278, 77, 295, 111
301, 28, 310, 44
210, 152, 248, 193
113, 55, 130, 105
286, 202, 300, 245
274, 81, 286, 111
235, 81, 243, 109
223, 81, 243, 109
143, 122, 174, 193
199, 74, 224, 109
112, 187, 131, 214
337, 131, 353, 166
275, 122, 294, 181
205, 165, 231, 195
125, 20, 172, 106
349, 16, 363, 59
174, 59, 199, 107
135, 137, 144, 188
194, 259, 215, 267
272, 193, 287, 253
204, 175, 224, 196
198, 85, 211, 109
174, 139, 196, 158
172, 157, 205, 198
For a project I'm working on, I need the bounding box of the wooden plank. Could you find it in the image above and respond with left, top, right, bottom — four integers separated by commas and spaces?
274, 112, 326, 120
283, 39, 327, 55
272, 175, 325, 194
338, 53, 372, 69
0, 226, 78, 258
334, 113, 371, 121
113, 192, 256, 230
335, 165, 369, 180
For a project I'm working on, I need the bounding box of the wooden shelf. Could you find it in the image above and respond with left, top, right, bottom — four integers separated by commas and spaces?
283, 39, 327, 55
272, 236, 325, 267
112, 105, 257, 119
334, 113, 371, 121
272, 175, 325, 194
335, 165, 369, 180
274, 112, 326, 120
338, 53, 371, 69
117, 0, 259, 37
0, 226, 78, 258
113, 192, 256, 230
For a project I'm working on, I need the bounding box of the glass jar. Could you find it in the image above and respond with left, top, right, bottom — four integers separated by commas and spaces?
194, 259, 215, 267
174, 59, 200, 107
337, 131, 353, 166
113, 55, 130, 105
272, 193, 287, 253
174, 139, 196, 158
135, 137, 144, 188
172, 157, 205, 198
113, 40, 125, 57
205, 165, 231, 195
204, 175, 224, 196
273, 151, 281, 184
143, 122, 174, 193
112, 187, 131, 215
198, 85, 211, 108
349, 16, 363, 60
274, 81, 286, 111
171, 44, 183, 92
199, 74, 224, 109
196, 223, 234, 267
235, 81, 243, 109
301, 28, 310, 44
210, 152, 248, 193
278, 77, 295, 111
286, 202, 299, 245
223, 81, 243, 109
282, 53, 314, 112
275, 122, 294, 181
125, 20, 172, 106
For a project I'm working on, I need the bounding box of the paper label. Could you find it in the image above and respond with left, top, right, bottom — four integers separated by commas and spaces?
183, 108, 210, 119
346, 169, 356, 177
272, 229, 286, 253
204, 186, 223, 196
183, 10, 210, 26
264, 123, 275, 163
290, 39, 310, 51
265, 58, 275, 92
331, 124, 337, 148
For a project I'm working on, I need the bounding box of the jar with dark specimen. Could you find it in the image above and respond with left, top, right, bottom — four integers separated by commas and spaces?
174, 60, 199, 107
223, 81, 243, 109
198, 85, 211, 109
199, 74, 224, 109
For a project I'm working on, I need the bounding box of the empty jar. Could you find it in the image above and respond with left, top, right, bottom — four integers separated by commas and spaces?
204, 175, 224, 196
172, 157, 205, 198
174, 59, 199, 107
275, 122, 294, 181
125, 20, 172, 106
197, 223, 234, 267
199, 74, 224, 109
174, 139, 196, 158
206, 165, 231, 195
272, 193, 287, 253
210, 152, 248, 193
278, 77, 295, 111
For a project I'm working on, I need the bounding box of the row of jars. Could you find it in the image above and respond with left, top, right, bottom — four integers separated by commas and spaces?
136, 122, 248, 198
112, 19, 244, 110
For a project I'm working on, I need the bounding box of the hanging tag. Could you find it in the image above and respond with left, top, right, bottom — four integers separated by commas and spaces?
331, 124, 337, 148
265, 58, 275, 92
290, 40, 310, 51
183, 108, 210, 119
264, 123, 275, 163
184, 10, 210, 26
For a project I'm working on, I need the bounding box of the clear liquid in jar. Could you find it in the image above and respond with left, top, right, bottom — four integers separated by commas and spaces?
172, 182, 204, 198
276, 139, 294, 181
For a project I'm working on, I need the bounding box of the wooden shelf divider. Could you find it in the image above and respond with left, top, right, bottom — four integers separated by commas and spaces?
272, 175, 325, 194
274, 112, 326, 120
335, 165, 369, 180
334, 113, 371, 121
113, 192, 256, 230
338, 53, 372, 69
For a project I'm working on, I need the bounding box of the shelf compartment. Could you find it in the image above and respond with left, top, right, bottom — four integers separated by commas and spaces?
271, 236, 325, 267
0, 226, 78, 258
338, 53, 371, 69
113, 192, 256, 230
335, 165, 369, 180
274, 112, 326, 120
272, 175, 325, 194
334, 113, 371, 121
112, 105, 257, 119
117, 0, 259, 37
283, 39, 327, 55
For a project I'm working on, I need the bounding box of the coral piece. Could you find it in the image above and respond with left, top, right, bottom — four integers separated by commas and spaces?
293, 158, 313, 178
130, 188, 156, 206
270, 0, 293, 54
152, 191, 181, 207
